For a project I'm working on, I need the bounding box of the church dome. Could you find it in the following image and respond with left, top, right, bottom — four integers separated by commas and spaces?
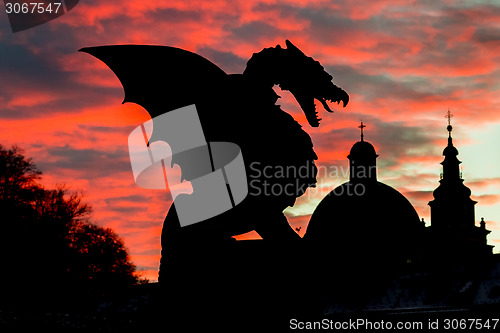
304, 126, 423, 264
304, 181, 422, 256
348, 140, 378, 159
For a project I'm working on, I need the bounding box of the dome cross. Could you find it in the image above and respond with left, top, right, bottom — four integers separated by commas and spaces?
358, 121, 366, 141
446, 109, 453, 135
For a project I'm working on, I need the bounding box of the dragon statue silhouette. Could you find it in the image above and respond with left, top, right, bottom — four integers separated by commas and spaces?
80, 41, 349, 291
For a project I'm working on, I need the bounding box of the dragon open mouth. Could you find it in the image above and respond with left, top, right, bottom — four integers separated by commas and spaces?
289, 83, 349, 127
307, 97, 346, 127
319, 97, 334, 113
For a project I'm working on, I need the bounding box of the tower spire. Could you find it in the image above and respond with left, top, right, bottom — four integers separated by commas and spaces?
358, 121, 366, 142
446, 109, 453, 139
440, 109, 460, 180
428, 111, 493, 259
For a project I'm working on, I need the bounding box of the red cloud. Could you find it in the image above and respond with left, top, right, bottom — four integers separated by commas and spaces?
2, 0, 500, 281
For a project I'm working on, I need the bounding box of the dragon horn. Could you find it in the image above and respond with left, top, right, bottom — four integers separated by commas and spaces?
285, 40, 306, 56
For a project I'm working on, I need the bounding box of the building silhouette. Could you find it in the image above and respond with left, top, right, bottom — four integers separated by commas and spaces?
303, 116, 499, 314
426, 111, 493, 262
305, 116, 494, 263
304, 121, 424, 269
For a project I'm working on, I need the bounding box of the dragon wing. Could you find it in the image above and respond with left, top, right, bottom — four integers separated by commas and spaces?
79, 44, 227, 131
79, 45, 231, 184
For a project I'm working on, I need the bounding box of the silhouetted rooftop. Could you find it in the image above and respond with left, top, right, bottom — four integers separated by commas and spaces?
348, 140, 378, 159
305, 136, 422, 261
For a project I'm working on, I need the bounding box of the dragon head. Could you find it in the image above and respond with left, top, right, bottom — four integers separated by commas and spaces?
279, 40, 349, 127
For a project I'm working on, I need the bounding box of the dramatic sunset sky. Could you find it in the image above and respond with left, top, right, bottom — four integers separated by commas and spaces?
1, 0, 500, 281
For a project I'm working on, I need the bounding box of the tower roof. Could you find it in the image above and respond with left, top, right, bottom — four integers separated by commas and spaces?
443, 110, 458, 157
348, 140, 378, 159
304, 123, 422, 258
443, 138, 459, 157
431, 111, 474, 210
348, 121, 379, 160
428, 111, 493, 257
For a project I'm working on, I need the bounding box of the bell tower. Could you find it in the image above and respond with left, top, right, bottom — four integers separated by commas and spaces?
428, 111, 493, 260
